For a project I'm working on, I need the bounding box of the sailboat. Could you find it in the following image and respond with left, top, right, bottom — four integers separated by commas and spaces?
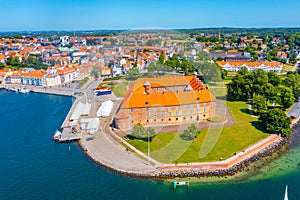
284, 185, 288, 200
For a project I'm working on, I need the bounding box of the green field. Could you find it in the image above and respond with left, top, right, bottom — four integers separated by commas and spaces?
127, 101, 269, 164
282, 64, 295, 73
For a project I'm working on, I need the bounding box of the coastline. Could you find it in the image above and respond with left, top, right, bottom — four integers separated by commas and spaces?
77, 132, 289, 179
5, 83, 296, 180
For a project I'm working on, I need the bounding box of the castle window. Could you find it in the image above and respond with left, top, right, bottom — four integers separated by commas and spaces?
130, 108, 134, 112
183, 105, 187, 110
146, 113, 150, 117
190, 104, 193, 109
153, 107, 157, 111
153, 113, 157, 117
168, 106, 172, 110
183, 111, 186, 115
160, 107, 164, 111
147, 119, 149, 122
176, 106, 179, 110
154, 119, 156, 122
146, 107, 149, 111
210, 102, 213, 106
176, 118, 178, 121
169, 118, 171, 121
161, 119, 164, 121
183, 117, 186, 120
161, 113, 164, 117
190, 110, 193, 114
130, 114, 134, 118
176, 112, 179, 116
204, 103, 207, 107
168, 112, 172, 116
204, 108, 206, 113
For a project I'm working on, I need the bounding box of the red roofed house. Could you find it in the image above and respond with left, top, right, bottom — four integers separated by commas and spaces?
115, 76, 216, 130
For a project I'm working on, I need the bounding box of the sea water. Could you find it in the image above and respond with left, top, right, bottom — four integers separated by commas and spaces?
0, 89, 300, 199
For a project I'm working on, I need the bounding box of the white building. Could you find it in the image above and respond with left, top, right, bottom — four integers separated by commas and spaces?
217, 61, 282, 73
42, 74, 62, 87
59, 36, 69, 47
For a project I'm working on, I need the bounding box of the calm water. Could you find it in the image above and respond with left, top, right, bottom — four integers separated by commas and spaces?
0, 90, 300, 200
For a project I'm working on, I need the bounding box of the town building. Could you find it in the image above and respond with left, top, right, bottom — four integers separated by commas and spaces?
115, 76, 216, 130
217, 61, 282, 73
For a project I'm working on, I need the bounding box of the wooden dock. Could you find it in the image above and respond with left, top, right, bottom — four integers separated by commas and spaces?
58, 127, 82, 143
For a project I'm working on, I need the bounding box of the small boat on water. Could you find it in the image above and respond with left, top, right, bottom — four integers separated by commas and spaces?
173, 180, 189, 190
284, 185, 288, 200
18, 88, 30, 93
9, 88, 18, 92
52, 130, 62, 141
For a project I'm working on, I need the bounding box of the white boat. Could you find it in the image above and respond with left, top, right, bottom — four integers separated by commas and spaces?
52, 130, 62, 141
10, 88, 18, 93
19, 88, 30, 93
284, 185, 288, 200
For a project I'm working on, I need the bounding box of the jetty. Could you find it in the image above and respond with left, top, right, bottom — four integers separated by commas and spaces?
58, 127, 82, 143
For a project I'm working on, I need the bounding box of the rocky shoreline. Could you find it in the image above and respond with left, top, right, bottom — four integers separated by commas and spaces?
78, 133, 291, 179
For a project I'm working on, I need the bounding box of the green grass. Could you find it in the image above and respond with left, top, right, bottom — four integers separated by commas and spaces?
176, 101, 268, 163
282, 64, 295, 73
77, 77, 89, 88
126, 132, 177, 153
127, 101, 269, 164
111, 81, 132, 97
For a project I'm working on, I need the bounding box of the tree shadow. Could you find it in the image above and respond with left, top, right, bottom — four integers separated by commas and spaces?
126, 134, 155, 142
250, 121, 266, 133
179, 133, 194, 141
240, 108, 251, 115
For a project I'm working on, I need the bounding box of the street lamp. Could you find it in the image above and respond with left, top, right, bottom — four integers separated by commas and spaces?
145, 100, 150, 165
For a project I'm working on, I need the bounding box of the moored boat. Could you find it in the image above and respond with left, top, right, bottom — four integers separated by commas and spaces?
52, 130, 62, 141
18, 88, 30, 93
284, 185, 288, 200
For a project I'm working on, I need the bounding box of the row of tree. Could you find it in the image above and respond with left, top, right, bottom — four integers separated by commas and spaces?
227, 68, 297, 136
131, 123, 200, 141
4, 56, 48, 70
227, 68, 299, 108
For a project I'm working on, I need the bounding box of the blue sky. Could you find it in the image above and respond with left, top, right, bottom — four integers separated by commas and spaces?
1, 0, 300, 31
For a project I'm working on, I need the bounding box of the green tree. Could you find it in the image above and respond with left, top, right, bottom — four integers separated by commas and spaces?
128, 67, 141, 80
131, 124, 156, 140
91, 66, 100, 78
0, 63, 5, 70
180, 124, 200, 140
282, 73, 300, 101
147, 62, 156, 77
198, 50, 212, 60
159, 52, 166, 64
259, 108, 291, 137
267, 71, 281, 86
279, 86, 295, 108
252, 95, 268, 115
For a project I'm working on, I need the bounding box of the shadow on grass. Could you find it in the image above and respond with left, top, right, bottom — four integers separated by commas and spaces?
240, 108, 251, 115
250, 121, 266, 133
126, 134, 156, 142
179, 133, 194, 141
216, 95, 227, 100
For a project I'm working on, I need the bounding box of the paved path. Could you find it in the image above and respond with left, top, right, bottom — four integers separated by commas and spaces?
79, 130, 156, 174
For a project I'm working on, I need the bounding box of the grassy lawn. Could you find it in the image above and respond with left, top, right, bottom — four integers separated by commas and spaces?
111, 81, 132, 97
126, 132, 177, 153
282, 64, 295, 73
126, 101, 269, 164
177, 101, 268, 163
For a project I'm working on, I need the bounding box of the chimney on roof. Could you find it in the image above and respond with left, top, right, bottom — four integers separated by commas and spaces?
143, 81, 151, 95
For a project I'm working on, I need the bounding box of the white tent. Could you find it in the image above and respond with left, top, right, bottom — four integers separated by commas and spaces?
80, 118, 100, 134
70, 102, 91, 121
96, 100, 114, 117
